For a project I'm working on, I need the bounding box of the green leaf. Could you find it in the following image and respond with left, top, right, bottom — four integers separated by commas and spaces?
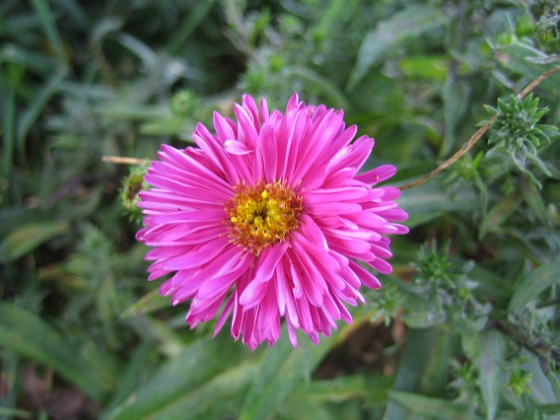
107, 335, 257, 420
17, 70, 67, 160
94, 103, 167, 120
478, 194, 521, 240
240, 309, 369, 420
0, 301, 115, 400
389, 391, 469, 418
0, 407, 33, 419
523, 179, 552, 226
102, 342, 153, 416
398, 180, 478, 228
126, 316, 184, 358
476, 331, 505, 420
508, 260, 560, 314
239, 331, 329, 420
399, 55, 449, 81
166, 0, 216, 53
284, 65, 350, 109
302, 374, 392, 405
348, 5, 450, 89
1, 82, 15, 179
0, 221, 69, 263
119, 290, 171, 319
30, 0, 69, 66
383, 328, 444, 418
495, 38, 559, 95
441, 75, 472, 156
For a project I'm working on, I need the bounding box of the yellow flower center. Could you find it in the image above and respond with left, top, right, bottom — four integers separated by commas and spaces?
225, 181, 303, 255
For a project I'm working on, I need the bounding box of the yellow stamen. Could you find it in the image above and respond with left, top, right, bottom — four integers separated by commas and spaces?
225, 181, 303, 255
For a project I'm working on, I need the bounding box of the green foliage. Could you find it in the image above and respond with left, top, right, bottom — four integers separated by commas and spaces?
120, 165, 149, 224
1, 0, 559, 419
485, 93, 558, 187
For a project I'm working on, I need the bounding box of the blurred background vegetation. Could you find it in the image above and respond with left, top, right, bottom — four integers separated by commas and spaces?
1, 0, 559, 418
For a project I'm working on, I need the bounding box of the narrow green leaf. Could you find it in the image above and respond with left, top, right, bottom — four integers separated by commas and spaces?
0, 44, 56, 73
119, 290, 170, 318
0, 221, 69, 263
0, 407, 33, 419
29, 0, 69, 66
167, 0, 216, 53
102, 342, 155, 416
398, 180, 478, 228
383, 328, 441, 419
476, 331, 505, 420
239, 331, 326, 420
508, 260, 560, 314
2, 83, 15, 178
399, 55, 449, 81
281, 398, 337, 420
55, 0, 90, 28
108, 335, 255, 420
284, 66, 350, 109
348, 6, 450, 89
0, 301, 115, 400
419, 330, 459, 395
524, 354, 557, 404
94, 103, 167, 120
496, 39, 559, 94
312, 0, 360, 42
135, 360, 259, 420
240, 310, 369, 420
478, 194, 521, 240
115, 33, 157, 66
126, 316, 184, 358
302, 374, 392, 405
441, 75, 472, 156
524, 179, 552, 226
389, 391, 469, 419
17, 70, 66, 160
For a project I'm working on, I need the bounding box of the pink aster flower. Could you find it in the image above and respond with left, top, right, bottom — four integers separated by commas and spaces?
136, 93, 408, 350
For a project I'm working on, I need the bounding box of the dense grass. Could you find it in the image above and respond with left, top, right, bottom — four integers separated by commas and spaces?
1, 0, 559, 418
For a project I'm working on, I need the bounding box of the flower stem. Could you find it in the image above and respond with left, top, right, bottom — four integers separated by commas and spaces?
102, 155, 148, 165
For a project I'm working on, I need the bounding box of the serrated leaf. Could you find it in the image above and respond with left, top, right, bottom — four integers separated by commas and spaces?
348, 6, 450, 89
508, 260, 560, 314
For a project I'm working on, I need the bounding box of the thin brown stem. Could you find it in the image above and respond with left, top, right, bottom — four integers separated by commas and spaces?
102, 156, 148, 165
400, 66, 560, 191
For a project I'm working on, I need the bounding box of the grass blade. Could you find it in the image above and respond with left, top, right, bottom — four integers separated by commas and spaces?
348, 5, 450, 89
29, 0, 68, 66
17, 70, 66, 161
0, 301, 116, 400
2, 83, 16, 179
